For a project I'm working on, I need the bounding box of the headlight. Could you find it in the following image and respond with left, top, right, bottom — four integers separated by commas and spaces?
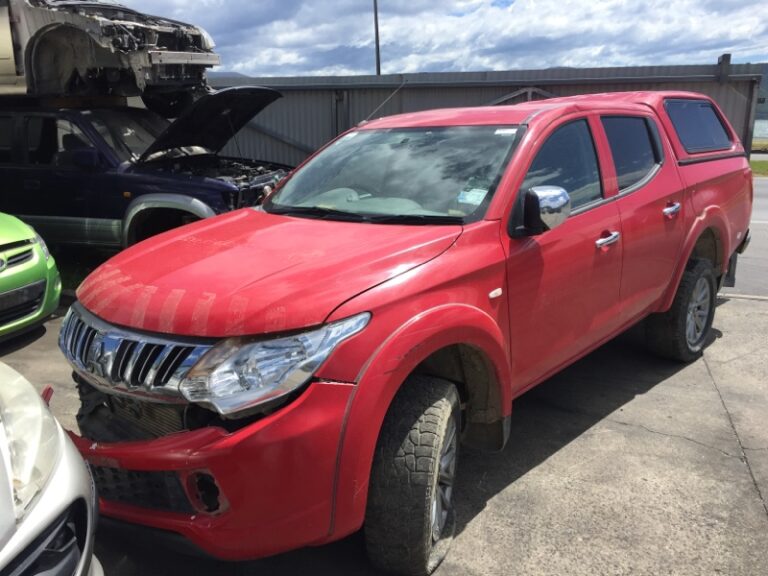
0, 364, 61, 523
198, 26, 216, 50
180, 313, 370, 417
34, 233, 50, 261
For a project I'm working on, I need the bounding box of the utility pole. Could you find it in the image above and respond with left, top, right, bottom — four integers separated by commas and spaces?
374, 0, 381, 75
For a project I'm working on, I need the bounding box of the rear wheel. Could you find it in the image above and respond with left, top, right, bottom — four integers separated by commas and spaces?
646, 258, 717, 362
365, 376, 460, 576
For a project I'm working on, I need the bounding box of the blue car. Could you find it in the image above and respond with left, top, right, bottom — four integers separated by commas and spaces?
0, 87, 289, 247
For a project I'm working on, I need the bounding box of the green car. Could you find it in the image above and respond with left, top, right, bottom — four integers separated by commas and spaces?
0, 213, 61, 341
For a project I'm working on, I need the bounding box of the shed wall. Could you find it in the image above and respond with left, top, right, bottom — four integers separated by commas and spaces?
216, 63, 763, 166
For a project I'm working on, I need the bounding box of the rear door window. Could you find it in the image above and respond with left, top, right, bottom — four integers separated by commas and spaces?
664, 99, 732, 153
24, 116, 95, 166
601, 116, 661, 191
521, 119, 602, 210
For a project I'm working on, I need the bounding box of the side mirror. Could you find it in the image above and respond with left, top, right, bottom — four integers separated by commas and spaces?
523, 186, 571, 235
71, 148, 102, 170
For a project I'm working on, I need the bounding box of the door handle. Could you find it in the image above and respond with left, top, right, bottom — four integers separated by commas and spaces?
595, 231, 621, 248
663, 202, 682, 218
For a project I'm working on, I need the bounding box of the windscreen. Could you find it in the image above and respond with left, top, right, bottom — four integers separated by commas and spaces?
265, 126, 520, 223
84, 108, 169, 162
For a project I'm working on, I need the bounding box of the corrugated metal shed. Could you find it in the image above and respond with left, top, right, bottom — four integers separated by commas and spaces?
213, 58, 764, 166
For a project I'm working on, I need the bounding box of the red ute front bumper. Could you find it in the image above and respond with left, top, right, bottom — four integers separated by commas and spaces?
70, 381, 354, 560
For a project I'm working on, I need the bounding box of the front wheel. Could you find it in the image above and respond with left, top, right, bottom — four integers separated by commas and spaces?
646, 258, 717, 362
365, 376, 460, 576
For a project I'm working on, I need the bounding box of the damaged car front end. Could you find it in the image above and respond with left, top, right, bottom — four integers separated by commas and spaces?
59, 301, 360, 558
1, 0, 220, 115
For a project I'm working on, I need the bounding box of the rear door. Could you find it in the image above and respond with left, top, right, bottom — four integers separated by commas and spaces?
503, 115, 624, 391
598, 114, 686, 321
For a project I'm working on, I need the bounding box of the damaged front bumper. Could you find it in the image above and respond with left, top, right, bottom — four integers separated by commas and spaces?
68, 380, 354, 560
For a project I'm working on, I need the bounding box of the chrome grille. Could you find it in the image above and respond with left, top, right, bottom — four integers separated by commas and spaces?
59, 302, 212, 402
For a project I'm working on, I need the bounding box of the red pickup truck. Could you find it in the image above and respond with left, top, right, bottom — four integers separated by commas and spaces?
59, 91, 752, 575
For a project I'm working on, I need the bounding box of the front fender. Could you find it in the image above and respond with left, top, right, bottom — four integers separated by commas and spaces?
121, 193, 216, 247
327, 303, 511, 540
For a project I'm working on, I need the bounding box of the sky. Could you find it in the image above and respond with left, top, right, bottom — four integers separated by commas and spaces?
122, 0, 768, 77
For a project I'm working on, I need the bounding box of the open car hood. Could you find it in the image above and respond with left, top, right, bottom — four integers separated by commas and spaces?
137, 87, 282, 163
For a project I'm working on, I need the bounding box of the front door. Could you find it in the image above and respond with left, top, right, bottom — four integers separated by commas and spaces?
503, 117, 624, 392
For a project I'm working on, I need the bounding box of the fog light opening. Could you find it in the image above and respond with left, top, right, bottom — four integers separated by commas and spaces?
187, 472, 224, 515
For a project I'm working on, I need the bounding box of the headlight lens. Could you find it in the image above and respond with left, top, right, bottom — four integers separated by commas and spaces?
180, 313, 370, 416
0, 364, 61, 522
34, 233, 50, 261
198, 26, 216, 50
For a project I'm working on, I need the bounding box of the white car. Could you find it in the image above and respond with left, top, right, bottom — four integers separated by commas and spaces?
0, 362, 102, 576
0, 0, 220, 116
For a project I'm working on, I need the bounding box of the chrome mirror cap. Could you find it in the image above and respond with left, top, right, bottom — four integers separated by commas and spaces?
529, 185, 571, 231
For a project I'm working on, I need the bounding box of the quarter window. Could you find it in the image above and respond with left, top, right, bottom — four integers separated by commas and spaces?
601, 116, 659, 191
521, 119, 602, 210
665, 99, 732, 153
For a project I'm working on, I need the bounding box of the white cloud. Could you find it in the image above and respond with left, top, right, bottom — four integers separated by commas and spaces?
122, 0, 768, 76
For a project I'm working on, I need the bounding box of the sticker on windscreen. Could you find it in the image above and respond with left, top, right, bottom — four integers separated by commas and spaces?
457, 187, 488, 206
495, 128, 518, 136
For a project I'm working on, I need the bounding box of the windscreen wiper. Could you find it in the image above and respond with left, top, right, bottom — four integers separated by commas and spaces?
267, 206, 464, 225
266, 205, 368, 222
365, 214, 464, 225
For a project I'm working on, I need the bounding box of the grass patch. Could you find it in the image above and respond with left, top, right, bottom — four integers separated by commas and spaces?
751, 160, 768, 177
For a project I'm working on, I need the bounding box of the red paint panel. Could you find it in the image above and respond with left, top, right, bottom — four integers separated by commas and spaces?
77, 209, 460, 337
70, 382, 353, 560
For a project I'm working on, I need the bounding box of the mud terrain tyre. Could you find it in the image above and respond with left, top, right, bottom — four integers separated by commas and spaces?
646, 258, 717, 362
365, 376, 460, 576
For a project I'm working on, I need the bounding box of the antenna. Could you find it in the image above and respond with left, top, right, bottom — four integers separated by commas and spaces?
363, 78, 407, 123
